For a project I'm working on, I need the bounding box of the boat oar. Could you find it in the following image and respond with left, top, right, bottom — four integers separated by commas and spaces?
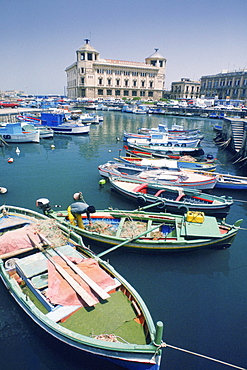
134, 201, 166, 211
97, 222, 165, 258
27, 234, 97, 307
38, 233, 110, 301
0, 136, 9, 146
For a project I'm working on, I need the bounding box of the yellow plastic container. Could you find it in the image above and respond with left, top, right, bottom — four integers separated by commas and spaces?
186, 211, 205, 223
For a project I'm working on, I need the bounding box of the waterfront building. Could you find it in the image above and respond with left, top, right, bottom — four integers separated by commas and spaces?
200, 69, 247, 101
65, 40, 166, 101
170, 78, 200, 100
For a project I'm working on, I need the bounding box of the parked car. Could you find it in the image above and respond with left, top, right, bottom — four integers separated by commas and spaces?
0, 101, 20, 108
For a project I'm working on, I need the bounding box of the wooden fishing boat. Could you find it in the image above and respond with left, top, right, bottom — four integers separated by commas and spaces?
184, 170, 247, 190
41, 112, 90, 135
123, 146, 215, 162
118, 155, 217, 171
0, 205, 163, 370
37, 201, 243, 253
127, 134, 201, 149
138, 124, 200, 136
123, 131, 204, 142
98, 161, 218, 190
109, 177, 233, 218
126, 141, 204, 157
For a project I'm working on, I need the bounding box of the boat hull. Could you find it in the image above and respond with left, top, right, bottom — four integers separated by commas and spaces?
0, 131, 40, 143
126, 142, 204, 157
50, 124, 90, 135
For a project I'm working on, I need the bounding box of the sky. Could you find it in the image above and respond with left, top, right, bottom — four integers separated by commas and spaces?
1, 0, 247, 95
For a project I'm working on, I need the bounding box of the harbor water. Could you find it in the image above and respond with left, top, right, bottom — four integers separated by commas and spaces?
0, 111, 246, 370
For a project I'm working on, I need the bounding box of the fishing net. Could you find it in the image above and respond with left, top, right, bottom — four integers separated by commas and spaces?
179, 155, 196, 162
85, 220, 148, 239
85, 221, 116, 236
119, 220, 146, 238
33, 219, 68, 247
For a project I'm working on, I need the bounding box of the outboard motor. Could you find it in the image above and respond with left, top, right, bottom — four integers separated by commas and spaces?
36, 198, 52, 214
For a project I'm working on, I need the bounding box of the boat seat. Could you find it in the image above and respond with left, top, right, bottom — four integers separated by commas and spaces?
133, 183, 148, 193
175, 193, 185, 201
46, 305, 81, 322
154, 189, 166, 197
31, 273, 48, 289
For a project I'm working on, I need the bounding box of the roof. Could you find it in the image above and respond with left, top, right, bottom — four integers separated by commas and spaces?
77, 40, 99, 54
146, 49, 165, 60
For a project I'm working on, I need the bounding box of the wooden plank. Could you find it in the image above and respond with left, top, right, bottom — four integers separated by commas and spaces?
47, 257, 97, 306
0, 246, 35, 260
54, 249, 110, 300
38, 233, 110, 300
27, 234, 97, 307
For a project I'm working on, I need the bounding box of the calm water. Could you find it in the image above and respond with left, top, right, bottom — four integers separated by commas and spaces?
0, 111, 246, 370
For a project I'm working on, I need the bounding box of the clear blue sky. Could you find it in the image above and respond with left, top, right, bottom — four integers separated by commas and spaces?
1, 0, 247, 95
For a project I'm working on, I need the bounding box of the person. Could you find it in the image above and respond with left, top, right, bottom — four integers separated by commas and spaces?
69, 193, 96, 226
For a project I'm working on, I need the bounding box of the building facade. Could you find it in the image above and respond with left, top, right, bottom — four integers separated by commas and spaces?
65, 40, 166, 100
170, 78, 200, 100
200, 70, 247, 100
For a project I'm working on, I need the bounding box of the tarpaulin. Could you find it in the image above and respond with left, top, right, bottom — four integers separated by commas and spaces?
0, 225, 40, 256
47, 257, 115, 306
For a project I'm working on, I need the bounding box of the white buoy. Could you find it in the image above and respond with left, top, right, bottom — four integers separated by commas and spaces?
16, 147, 20, 155
51, 144, 55, 149
7, 158, 14, 163
0, 187, 7, 194
108, 149, 112, 152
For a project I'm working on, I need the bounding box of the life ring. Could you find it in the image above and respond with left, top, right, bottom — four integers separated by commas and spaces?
181, 143, 187, 147
167, 142, 172, 147
174, 143, 180, 147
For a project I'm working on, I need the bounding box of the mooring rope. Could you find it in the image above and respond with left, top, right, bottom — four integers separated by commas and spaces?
155, 342, 246, 369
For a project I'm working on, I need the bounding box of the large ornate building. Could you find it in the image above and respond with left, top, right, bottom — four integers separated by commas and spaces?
65, 40, 166, 100
200, 70, 247, 100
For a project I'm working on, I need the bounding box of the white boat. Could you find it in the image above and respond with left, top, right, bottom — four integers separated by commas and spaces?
41, 113, 90, 135
0, 122, 40, 143
80, 113, 103, 124
139, 124, 200, 136
98, 161, 218, 190
21, 123, 54, 139
50, 123, 90, 135
127, 133, 201, 148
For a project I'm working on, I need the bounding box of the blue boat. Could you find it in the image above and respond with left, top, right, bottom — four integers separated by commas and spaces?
0, 122, 40, 143
41, 113, 90, 135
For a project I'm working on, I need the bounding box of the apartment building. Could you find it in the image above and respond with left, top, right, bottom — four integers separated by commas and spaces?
170, 78, 200, 100
200, 70, 247, 100
65, 40, 166, 100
